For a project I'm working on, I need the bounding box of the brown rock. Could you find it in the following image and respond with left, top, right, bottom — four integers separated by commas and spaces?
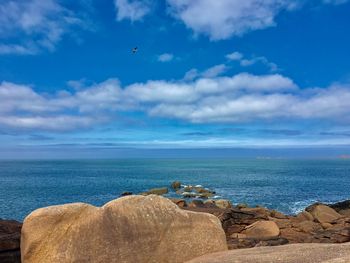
236, 203, 248, 209
184, 186, 193, 192
185, 242, 350, 263
295, 221, 323, 233
227, 237, 288, 250
243, 221, 280, 239
329, 200, 350, 213
182, 192, 197, 198
295, 211, 314, 222
270, 210, 289, 219
313, 227, 350, 243
171, 181, 181, 190
214, 199, 232, 209
0, 219, 22, 263
204, 200, 220, 208
21, 195, 227, 263
230, 233, 247, 239
194, 187, 213, 194
197, 192, 214, 199
169, 198, 187, 208
217, 208, 269, 236
120, 191, 132, 196
307, 204, 342, 224
189, 200, 206, 208
337, 209, 350, 217
241, 207, 271, 218
321, 223, 333, 229
145, 187, 169, 195
280, 228, 312, 243
270, 217, 293, 229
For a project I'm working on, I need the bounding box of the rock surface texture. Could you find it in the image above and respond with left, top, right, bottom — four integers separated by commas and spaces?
185, 242, 350, 263
0, 219, 22, 263
243, 221, 280, 238
21, 195, 227, 263
185, 203, 350, 249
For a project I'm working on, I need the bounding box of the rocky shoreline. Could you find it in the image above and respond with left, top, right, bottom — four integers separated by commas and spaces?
1, 182, 350, 262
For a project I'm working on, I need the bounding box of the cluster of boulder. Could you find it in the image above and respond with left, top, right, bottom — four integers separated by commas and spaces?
125, 181, 233, 209
127, 181, 219, 200
184, 200, 350, 250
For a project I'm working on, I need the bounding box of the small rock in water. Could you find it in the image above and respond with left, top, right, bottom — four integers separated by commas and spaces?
182, 192, 197, 198
194, 187, 215, 194
196, 192, 214, 199
214, 199, 232, 209
171, 181, 181, 190
144, 187, 169, 195
184, 186, 193, 192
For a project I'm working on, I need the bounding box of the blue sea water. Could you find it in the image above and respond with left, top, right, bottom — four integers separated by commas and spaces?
0, 159, 350, 221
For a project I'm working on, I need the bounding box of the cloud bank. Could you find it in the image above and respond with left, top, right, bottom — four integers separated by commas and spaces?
2, 72, 350, 132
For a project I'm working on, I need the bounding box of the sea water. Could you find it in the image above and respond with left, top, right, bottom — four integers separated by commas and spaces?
0, 159, 350, 221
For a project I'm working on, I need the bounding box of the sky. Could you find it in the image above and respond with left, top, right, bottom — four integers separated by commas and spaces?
1, 0, 350, 158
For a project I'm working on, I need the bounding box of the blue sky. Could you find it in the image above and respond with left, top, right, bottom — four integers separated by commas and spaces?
1, 0, 350, 158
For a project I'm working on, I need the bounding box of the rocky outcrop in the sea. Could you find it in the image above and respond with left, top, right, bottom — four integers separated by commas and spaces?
0, 219, 22, 263
137, 182, 218, 200
21, 195, 227, 263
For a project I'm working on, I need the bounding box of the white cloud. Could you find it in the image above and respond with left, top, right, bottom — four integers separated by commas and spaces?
114, 0, 152, 22
226, 52, 244, 61
0, 0, 87, 55
3, 70, 350, 132
227, 51, 278, 72
201, 64, 228, 78
183, 69, 199, 81
183, 64, 229, 80
167, 0, 298, 40
241, 56, 278, 71
158, 53, 174, 62
0, 44, 37, 55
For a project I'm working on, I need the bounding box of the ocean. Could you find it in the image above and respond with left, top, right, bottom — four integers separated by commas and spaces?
1, 159, 349, 221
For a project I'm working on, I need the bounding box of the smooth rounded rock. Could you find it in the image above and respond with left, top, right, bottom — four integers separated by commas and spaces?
21, 195, 227, 263
214, 199, 232, 209
243, 221, 280, 238
307, 205, 342, 224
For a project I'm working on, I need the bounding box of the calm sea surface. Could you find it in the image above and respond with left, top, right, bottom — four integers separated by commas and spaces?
1, 159, 350, 221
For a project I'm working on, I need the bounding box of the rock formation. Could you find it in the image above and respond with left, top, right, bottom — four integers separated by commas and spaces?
184, 203, 350, 249
185, 242, 350, 263
21, 195, 227, 263
0, 219, 22, 263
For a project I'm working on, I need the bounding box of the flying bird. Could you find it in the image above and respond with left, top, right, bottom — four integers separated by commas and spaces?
132, 47, 138, 54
